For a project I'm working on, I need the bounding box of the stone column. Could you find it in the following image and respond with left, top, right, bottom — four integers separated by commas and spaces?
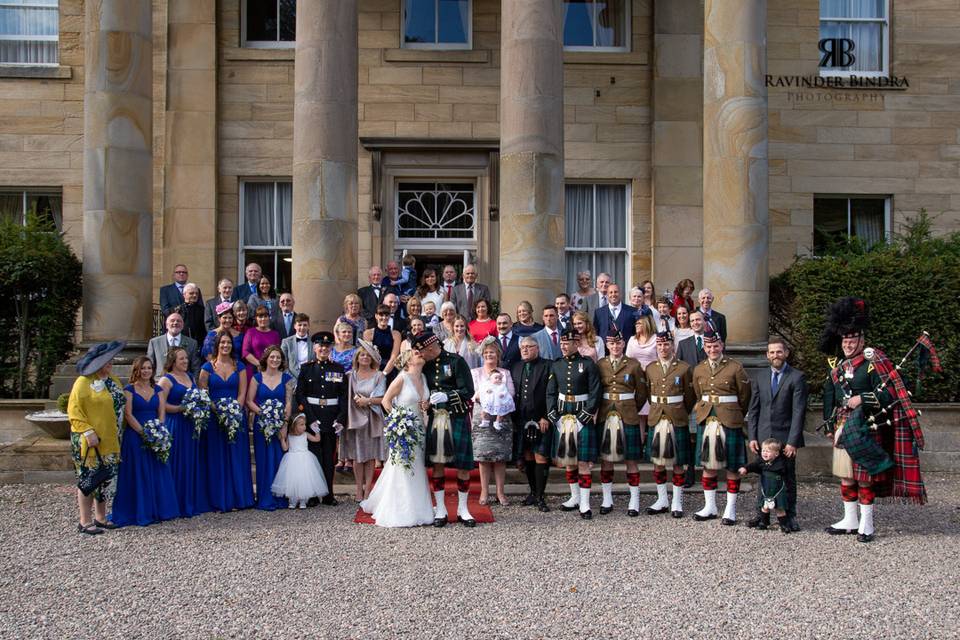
82, 0, 153, 342
292, 0, 358, 327
702, 0, 768, 344
499, 0, 565, 313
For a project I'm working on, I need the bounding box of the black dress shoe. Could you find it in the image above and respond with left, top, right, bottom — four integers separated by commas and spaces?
857, 533, 874, 543
671, 510, 684, 519
522, 494, 537, 507
93, 519, 117, 530
646, 506, 668, 516
560, 503, 578, 512
322, 497, 339, 507
627, 509, 639, 517
747, 514, 768, 529
721, 518, 737, 526
779, 523, 792, 534
457, 516, 476, 528
580, 510, 592, 520
306, 497, 320, 507
787, 516, 801, 532
693, 512, 717, 521
825, 526, 857, 535
599, 505, 613, 515
433, 517, 447, 528
537, 500, 551, 513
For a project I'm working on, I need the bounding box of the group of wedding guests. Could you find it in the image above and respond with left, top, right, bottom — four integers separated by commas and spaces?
67, 258, 718, 531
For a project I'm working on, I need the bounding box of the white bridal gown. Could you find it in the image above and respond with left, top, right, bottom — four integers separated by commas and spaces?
360, 372, 436, 527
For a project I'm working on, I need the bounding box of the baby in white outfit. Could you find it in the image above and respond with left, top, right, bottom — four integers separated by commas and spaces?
477, 371, 516, 431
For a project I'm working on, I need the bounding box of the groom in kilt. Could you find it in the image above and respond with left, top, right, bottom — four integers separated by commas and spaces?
414, 331, 477, 528
691, 328, 752, 525
546, 327, 602, 519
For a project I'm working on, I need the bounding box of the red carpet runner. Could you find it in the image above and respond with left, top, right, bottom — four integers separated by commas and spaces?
354, 467, 495, 525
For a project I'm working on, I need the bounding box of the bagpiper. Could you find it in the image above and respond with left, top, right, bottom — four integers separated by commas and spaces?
546, 326, 602, 519
691, 327, 752, 524
820, 297, 927, 543
596, 328, 648, 516
643, 329, 697, 517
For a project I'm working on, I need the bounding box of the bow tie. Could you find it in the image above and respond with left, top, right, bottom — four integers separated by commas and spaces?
296, 337, 308, 342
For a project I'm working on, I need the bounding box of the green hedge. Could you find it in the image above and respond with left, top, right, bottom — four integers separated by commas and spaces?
0, 213, 82, 398
770, 212, 960, 402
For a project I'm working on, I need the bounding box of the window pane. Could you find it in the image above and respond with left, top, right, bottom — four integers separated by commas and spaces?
26, 192, 61, 230
0, 192, 23, 224
565, 184, 594, 248
813, 197, 848, 254
563, 0, 594, 47
438, 0, 469, 44
820, 0, 885, 19
820, 21, 882, 72
595, 252, 626, 290
276, 182, 292, 245
278, 0, 295, 41
243, 182, 276, 246
566, 251, 594, 296
404, 0, 436, 44
595, 184, 626, 248
850, 198, 885, 247
397, 181, 475, 240
595, 0, 627, 48
246, 0, 278, 42
0, 6, 58, 36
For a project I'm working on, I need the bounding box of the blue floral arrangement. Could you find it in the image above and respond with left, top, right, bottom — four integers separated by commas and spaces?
141, 419, 173, 464
258, 398, 285, 442
214, 397, 243, 443
181, 387, 211, 439
384, 405, 423, 471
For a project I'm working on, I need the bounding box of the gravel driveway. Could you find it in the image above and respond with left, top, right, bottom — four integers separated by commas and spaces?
0, 475, 957, 639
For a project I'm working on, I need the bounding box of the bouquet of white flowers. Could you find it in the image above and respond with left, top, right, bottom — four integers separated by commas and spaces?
384, 405, 423, 471
213, 397, 243, 443
181, 387, 211, 439
258, 398, 285, 442
141, 419, 173, 464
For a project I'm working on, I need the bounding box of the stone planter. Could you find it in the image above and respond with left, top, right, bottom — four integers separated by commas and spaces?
25, 411, 71, 440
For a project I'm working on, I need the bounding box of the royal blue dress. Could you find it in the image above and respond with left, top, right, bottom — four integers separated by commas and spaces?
164, 373, 210, 517
252, 371, 292, 510
112, 385, 180, 527
202, 361, 254, 512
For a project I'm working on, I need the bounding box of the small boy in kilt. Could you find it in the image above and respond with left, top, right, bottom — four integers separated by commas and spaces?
739, 438, 791, 533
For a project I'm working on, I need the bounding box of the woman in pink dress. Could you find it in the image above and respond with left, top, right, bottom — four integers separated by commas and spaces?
571, 311, 603, 362
241, 306, 280, 383
626, 311, 658, 433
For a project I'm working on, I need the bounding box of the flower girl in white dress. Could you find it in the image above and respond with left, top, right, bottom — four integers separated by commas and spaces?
360, 350, 436, 527
271, 414, 329, 508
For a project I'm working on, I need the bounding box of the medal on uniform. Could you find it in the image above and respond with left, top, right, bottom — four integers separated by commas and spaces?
443, 364, 451, 377
624, 373, 630, 382
578, 363, 584, 373
674, 376, 680, 385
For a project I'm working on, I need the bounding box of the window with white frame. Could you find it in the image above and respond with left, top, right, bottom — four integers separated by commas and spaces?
813, 195, 890, 254
0, 187, 61, 230
563, 0, 629, 52
396, 181, 476, 246
0, 0, 59, 65
243, 0, 295, 48
402, 0, 471, 49
564, 183, 630, 294
240, 180, 292, 293
819, 0, 889, 76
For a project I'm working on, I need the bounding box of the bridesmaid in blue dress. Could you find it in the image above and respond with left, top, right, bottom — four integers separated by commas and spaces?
158, 346, 210, 517
112, 357, 180, 527
246, 345, 292, 510
199, 331, 254, 512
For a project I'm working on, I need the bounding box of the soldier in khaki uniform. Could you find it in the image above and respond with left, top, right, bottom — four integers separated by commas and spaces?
596, 328, 648, 516
643, 330, 697, 517
691, 329, 752, 524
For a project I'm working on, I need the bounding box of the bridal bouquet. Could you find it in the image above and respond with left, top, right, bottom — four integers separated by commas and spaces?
214, 397, 243, 443
181, 387, 211, 439
141, 419, 173, 464
384, 405, 423, 471
258, 399, 285, 442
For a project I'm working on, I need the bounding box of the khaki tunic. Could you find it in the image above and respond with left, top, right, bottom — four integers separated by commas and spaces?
692, 357, 752, 428
597, 356, 647, 425
644, 359, 696, 426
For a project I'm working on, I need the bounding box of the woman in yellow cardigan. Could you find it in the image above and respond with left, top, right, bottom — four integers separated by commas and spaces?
67, 341, 126, 535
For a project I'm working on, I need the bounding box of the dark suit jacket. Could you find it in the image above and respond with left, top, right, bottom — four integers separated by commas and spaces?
389, 314, 408, 337
747, 365, 808, 448
511, 357, 551, 424
495, 333, 521, 370
676, 334, 707, 368
357, 284, 389, 322
233, 282, 258, 305
159, 283, 189, 317
450, 282, 491, 320
700, 309, 727, 344
593, 304, 636, 341
271, 310, 297, 339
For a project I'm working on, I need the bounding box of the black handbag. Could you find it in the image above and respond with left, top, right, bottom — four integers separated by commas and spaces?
77, 446, 112, 497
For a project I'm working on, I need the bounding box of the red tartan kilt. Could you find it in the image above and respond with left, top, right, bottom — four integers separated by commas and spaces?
851, 426, 891, 484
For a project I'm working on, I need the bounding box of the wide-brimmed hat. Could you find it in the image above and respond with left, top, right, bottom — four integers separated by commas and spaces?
356, 338, 382, 366
76, 340, 126, 376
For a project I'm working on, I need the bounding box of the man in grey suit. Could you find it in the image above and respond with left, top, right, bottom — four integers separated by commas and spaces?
747, 339, 808, 531
532, 305, 563, 361
280, 313, 312, 378
204, 278, 235, 331
146, 311, 201, 376
579, 272, 611, 321
450, 263, 490, 320
271, 292, 297, 339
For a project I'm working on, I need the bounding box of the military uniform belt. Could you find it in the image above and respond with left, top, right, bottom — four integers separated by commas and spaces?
560, 393, 589, 403
651, 395, 683, 404
602, 392, 634, 401
307, 396, 339, 406
701, 394, 737, 403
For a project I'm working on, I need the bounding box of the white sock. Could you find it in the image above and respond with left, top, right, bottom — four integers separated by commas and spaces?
457, 491, 474, 521
671, 484, 684, 512
433, 490, 447, 520
628, 485, 640, 512
831, 500, 859, 531
562, 482, 579, 508
650, 483, 669, 510
858, 503, 874, 536
696, 489, 717, 517
579, 486, 591, 513
722, 492, 738, 521
601, 482, 614, 508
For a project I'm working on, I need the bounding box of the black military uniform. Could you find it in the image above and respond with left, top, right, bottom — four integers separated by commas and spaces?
511, 354, 552, 510
294, 331, 348, 505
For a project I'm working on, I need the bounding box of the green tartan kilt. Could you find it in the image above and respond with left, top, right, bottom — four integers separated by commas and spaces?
694, 423, 747, 472
427, 412, 474, 470
644, 424, 692, 467
518, 421, 555, 460
622, 424, 643, 461
553, 420, 598, 463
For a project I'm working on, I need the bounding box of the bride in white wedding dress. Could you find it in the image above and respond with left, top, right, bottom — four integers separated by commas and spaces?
360, 350, 436, 527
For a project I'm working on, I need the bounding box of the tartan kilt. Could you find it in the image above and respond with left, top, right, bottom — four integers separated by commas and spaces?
518, 420, 555, 460
553, 419, 598, 463
622, 424, 644, 461
694, 423, 747, 472
644, 424, 691, 467
835, 409, 893, 483
427, 412, 474, 470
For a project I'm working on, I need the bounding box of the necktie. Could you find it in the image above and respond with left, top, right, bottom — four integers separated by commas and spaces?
661, 361, 668, 375
446, 284, 453, 300
771, 370, 780, 396
696, 336, 703, 351
612, 306, 618, 320
285, 313, 292, 333
502, 336, 508, 351
169, 336, 178, 347
466, 286, 473, 313
600, 295, 607, 308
